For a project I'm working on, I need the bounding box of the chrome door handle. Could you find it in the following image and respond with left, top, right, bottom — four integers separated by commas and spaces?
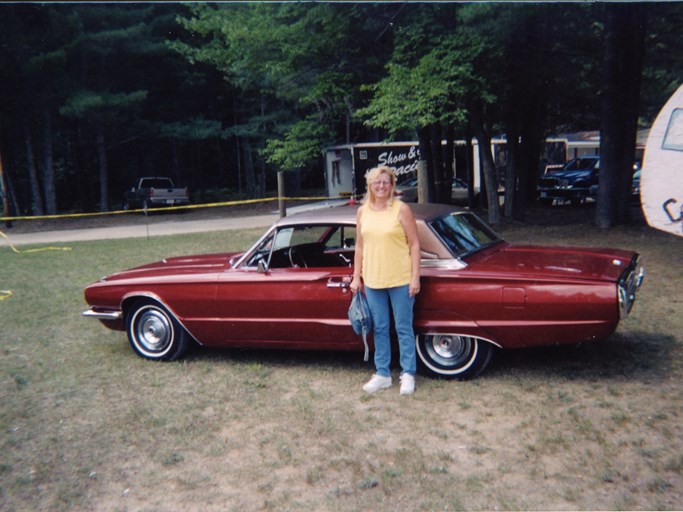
326, 281, 349, 288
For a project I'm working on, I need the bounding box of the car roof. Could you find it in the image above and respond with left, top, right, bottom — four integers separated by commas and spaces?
273, 202, 463, 227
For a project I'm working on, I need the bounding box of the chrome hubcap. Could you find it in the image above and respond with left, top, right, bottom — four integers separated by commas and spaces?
135, 308, 172, 353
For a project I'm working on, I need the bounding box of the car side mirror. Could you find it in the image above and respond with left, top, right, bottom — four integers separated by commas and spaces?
257, 260, 268, 273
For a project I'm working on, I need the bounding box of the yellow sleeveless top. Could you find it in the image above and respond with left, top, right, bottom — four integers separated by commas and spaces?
360, 200, 412, 289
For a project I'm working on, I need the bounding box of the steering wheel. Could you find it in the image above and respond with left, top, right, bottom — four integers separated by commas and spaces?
288, 247, 307, 268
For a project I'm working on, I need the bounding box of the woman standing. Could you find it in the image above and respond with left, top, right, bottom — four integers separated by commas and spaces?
350, 166, 421, 395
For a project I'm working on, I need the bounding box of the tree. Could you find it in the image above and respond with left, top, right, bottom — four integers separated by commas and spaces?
595, 3, 647, 229
0, 3, 681, 219
173, 3, 396, 196
358, 4, 508, 223
60, 89, 148, 211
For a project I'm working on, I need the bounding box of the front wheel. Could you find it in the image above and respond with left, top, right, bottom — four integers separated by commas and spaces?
416, 334, 493, 380
126, 300, 190, 361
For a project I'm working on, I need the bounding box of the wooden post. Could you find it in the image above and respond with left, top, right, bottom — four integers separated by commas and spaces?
417, 160, 429, 204
277, 171, 286, 218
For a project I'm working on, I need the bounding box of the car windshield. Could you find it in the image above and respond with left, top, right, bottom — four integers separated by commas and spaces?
564, 158, 598, 171
428, 212, 502, 258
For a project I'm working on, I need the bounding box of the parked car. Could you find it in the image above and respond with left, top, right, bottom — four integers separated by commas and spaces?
83, 204, 644, 380
631, 168, 641, 201
537, 156, 600, 205
395, 177, 480, 205
123, 177, 190, 210
587, 163, 642, 201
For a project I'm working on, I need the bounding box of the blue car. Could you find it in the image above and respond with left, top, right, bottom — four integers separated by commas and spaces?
537, 156, 600, 206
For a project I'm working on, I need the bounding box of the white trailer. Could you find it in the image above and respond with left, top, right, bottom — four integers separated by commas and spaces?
323, 134, 623, 200
324, 142, 421, 198
641, 84, 683, 237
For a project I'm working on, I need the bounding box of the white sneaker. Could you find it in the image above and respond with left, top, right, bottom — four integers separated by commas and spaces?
363, 374, 392, 394
399, 374, 415, 395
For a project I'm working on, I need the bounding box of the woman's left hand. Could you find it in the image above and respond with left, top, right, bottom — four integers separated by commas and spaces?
409, 277, 420, 297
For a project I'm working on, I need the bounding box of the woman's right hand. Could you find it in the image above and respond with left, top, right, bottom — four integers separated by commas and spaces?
349, 277, 361, 295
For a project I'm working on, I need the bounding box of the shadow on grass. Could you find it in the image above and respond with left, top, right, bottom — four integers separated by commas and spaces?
178, 329, 679, 383
486, 330, 679, 383
187, 344, 370, 374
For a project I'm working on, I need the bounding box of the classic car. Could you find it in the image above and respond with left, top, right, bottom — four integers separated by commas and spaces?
83, 204, 644, 380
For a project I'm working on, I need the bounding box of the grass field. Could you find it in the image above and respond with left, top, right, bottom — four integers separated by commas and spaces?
1, 210, 681, 511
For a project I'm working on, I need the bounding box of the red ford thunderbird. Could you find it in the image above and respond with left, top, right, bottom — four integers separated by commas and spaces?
83, 204, 644, 379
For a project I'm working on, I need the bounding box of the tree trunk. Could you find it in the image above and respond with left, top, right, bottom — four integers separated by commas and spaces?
194, 140, 205, 203
617, 5, 646, 222
96, 127, 109, 212
242, 137, 257, 198
596, 3, 647, 229
417, 126, 433, 203
70, 126, 94, 213
503, 128, 519, 220
172, 139, 182, 186
41, 109, 57, 215
23, 123, 44, 216
464, 125, 477, 208
518, 105, 545, 216
470, 104, 501, 225
429, 123, 446, 203
444, 124, 455, 195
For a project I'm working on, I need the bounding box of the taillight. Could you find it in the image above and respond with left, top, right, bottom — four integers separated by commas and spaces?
150, 187, 155, 198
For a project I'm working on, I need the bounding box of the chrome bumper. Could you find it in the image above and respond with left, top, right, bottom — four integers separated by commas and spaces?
618, 256, 645, 319
82, 308, 123, 321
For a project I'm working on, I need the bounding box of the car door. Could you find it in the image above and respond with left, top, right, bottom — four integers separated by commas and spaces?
211, 223, 361, 350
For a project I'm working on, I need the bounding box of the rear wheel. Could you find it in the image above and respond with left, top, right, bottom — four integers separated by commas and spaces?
416, 334, 493, 380
126, 300, 190, 361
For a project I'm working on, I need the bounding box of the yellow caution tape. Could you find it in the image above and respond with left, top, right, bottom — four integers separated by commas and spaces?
0, 195, 341, 251
0, 196, 334, 222
0, 290, 12, 301
0, 230, 72, 254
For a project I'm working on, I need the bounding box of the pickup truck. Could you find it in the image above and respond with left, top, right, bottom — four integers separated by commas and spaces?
537, 156, 600, 206
123, 177, 190, 210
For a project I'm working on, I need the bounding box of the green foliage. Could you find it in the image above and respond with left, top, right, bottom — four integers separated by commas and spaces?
1, 3, 683, 215
356, 5, 498, 136
60, 89, 147, 123
156, 117, 226, 140
262, 118, 332, 171
172, 3, 393, 171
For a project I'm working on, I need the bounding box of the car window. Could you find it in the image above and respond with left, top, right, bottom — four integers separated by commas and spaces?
398, 178, 418, 187
241, 224, 356, 269
321, 225, 356, 250
429, 212, 502, 257
273, 226, 332, 249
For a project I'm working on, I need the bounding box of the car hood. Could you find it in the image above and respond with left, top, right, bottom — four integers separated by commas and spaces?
100, 252, 240, 282
467, 244, 635, 282
546, 169, 592, 180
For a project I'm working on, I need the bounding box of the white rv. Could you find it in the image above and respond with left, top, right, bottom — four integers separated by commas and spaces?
641, 84, 683, 237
